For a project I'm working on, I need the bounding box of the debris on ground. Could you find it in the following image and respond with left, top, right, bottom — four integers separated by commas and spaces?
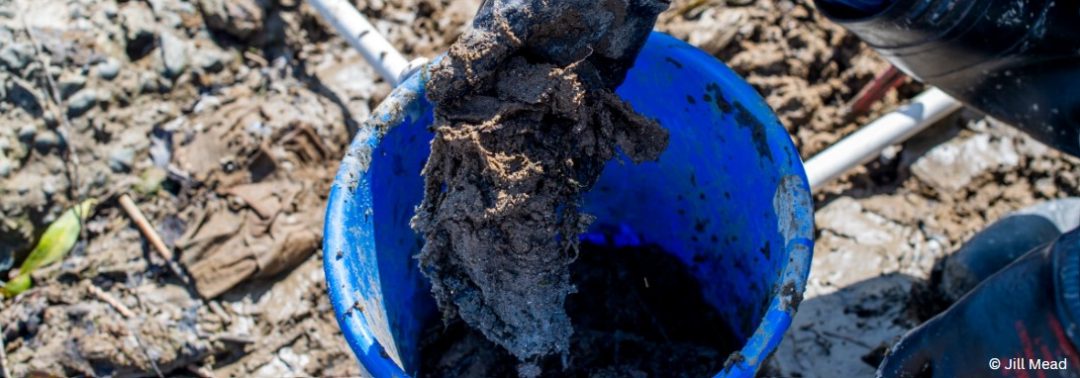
412, 0, 669, 373
0, 0, 378, 374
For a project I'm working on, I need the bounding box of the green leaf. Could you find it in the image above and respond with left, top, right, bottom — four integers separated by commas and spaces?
3, 199, 96, 297
1, 275, 30, 297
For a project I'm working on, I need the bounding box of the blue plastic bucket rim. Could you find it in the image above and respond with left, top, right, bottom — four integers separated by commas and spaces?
323, 32, 815, 378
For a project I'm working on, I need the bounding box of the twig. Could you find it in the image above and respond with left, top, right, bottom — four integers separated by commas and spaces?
242, 51, 268, 67
118, 194, 193, 284
119, 194, 174, 260
87, 284, 137, 319
845, 65, 907, 119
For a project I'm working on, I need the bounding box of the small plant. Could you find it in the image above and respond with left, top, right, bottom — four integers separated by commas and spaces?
2, 199, 97, 297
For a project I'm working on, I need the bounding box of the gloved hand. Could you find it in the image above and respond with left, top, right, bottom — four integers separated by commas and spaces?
878, 229, 1080, 377
426, 0, 670, 104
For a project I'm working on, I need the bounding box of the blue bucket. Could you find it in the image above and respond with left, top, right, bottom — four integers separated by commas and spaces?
324, 32, 814, 377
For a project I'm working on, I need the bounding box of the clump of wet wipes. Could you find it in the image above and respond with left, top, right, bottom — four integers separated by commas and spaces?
411, 0, 671, 375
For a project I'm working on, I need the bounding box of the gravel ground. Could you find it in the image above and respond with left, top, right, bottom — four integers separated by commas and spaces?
1, 0, 1077, 376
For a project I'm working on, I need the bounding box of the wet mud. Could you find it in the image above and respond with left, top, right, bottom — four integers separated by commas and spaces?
418, 242, 738, 378
411, 0, 671, 372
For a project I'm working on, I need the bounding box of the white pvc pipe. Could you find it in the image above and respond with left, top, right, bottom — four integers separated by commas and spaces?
307, 0, 961, 191
805, 88, 963, 190
308, 0, 412, 85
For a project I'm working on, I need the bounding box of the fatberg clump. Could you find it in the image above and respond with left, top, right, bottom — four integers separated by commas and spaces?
411, 0, 671, 371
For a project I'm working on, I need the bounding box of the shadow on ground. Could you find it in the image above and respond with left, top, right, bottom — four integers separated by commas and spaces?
763, 273, 926, 377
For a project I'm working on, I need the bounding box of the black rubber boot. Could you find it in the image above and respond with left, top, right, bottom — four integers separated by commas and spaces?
879, 228, 1080, 378
816, 0, 1080, 157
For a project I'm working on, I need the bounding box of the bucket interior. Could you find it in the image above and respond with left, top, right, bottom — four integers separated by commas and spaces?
325, 32, 814, 377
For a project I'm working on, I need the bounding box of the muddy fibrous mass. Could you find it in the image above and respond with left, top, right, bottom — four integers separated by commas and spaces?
410, 0, 672, 373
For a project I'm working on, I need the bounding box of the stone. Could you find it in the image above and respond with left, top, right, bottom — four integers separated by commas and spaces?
17, 125, 36, 142
67, 88, 98, 117
109, 147, 136, 172
41, 179, 56, 196
138, 71, 160, 93
120, 2, 158, 59
159, 32, 188, 78
192, 45, 229, 73
101, 1, 118, 18
0, 43, 33, 71
57, 71, 87, 99
95, 88, 113, 104
97, 58, 122, 80
5, 80, 42, 116
198, 0, 265, 39
0, 157, 11, 177
911, 134, 1020, 193
0, 27, 12, 44
33, 130, 61, 152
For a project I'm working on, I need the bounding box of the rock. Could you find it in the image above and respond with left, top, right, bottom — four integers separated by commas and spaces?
138, 71, 160, 93
101, 1, 118, 18
0, 43, 33, 71
17, 125, 36, 142
5, 79, 43, 116
95, 88, 113, 104
97, 58, 122, 80
159, 32, 188, 78
0, 157, 11, 178
41, 179, 56, 196
33, 130, 61, 152
109, 147, 136, 172
192, 44, 230, 73
911, 134, 1020, 193
67, 88, 98, 117
57, 71, 87, 99
42, 110, 57, 127
198, 0, 265, 39
120, 3, 158, 59
0, 27, 11, 45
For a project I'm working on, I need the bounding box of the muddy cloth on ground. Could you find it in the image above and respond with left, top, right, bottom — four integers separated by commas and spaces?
411, 0, 672, 369
173, 91, 343, 299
